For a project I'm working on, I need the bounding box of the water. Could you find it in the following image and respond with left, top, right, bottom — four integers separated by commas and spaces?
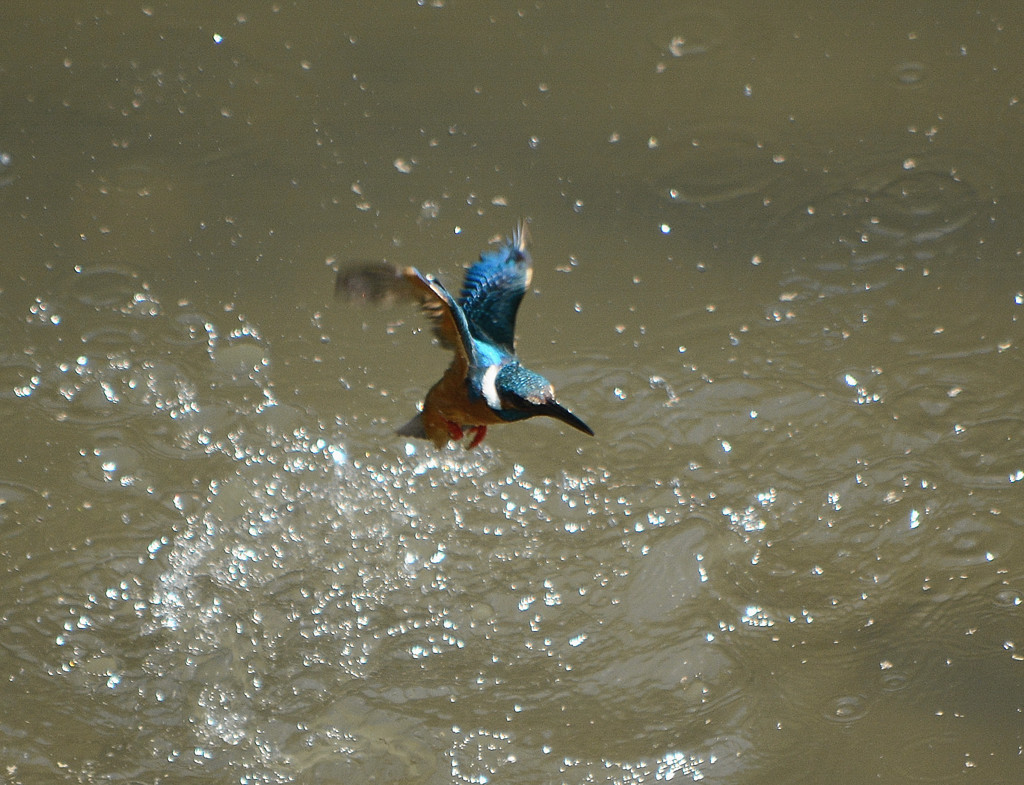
1, 2, 1022, 783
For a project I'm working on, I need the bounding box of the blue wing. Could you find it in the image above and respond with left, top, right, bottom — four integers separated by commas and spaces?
458, 221, 532, 353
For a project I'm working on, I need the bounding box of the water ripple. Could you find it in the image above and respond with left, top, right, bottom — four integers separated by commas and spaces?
772, 154, 986, 276
655, 7, 730, 60
59, 265, 156, 313
893, 61, 927, 87
647, 127, 779, 206
0, 352, 42, 400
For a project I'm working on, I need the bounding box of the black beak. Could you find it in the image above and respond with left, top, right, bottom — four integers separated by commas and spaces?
542, 401, 594, 436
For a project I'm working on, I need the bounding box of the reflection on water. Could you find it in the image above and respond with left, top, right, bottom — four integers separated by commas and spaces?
2, 1, 1024, 784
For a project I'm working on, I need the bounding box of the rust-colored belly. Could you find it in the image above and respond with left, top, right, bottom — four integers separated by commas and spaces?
419, 367, 503, 446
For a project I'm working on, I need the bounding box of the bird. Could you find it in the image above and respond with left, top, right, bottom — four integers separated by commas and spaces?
336, 222, 593, 449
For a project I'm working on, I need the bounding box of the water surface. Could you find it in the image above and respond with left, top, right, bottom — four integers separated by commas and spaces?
1, 2, 1022, 783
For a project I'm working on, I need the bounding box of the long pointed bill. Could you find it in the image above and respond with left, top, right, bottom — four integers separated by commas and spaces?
541, 401, 594, 436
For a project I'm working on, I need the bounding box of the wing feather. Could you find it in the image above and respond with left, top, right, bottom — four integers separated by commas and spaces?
458, 221, 532, 352
400, 267, 475, 376
336, 261, 478, 376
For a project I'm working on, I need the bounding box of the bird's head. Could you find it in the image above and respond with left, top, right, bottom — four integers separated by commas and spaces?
490, 363, 594, 436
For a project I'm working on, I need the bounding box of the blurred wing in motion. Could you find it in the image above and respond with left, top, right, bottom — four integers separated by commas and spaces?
336, 261, 473, 363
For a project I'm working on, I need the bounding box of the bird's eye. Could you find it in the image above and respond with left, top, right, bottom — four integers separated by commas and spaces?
501, 391, 525, 408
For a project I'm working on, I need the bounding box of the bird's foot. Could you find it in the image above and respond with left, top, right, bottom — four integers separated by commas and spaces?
466, 425, 487, 449
444, 421, 465, 442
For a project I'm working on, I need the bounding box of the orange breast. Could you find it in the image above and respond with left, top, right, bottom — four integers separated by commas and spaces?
423, 366, 504, 428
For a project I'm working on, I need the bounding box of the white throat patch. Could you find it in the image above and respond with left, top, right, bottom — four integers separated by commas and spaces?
481, 364, 502, 409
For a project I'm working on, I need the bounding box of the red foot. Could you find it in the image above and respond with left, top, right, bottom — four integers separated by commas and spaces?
445, 421, 465, 442
466, 425, 487, 449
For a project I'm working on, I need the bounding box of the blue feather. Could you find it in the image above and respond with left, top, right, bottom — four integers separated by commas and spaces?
459, 226, 531, 352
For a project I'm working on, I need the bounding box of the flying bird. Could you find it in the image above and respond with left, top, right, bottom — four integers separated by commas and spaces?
336, 222, 593, 449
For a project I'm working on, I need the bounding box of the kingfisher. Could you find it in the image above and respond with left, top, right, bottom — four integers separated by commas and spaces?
337, 222, 593, 449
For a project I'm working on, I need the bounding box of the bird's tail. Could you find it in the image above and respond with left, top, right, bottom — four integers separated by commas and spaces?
395, 413, 427, 439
